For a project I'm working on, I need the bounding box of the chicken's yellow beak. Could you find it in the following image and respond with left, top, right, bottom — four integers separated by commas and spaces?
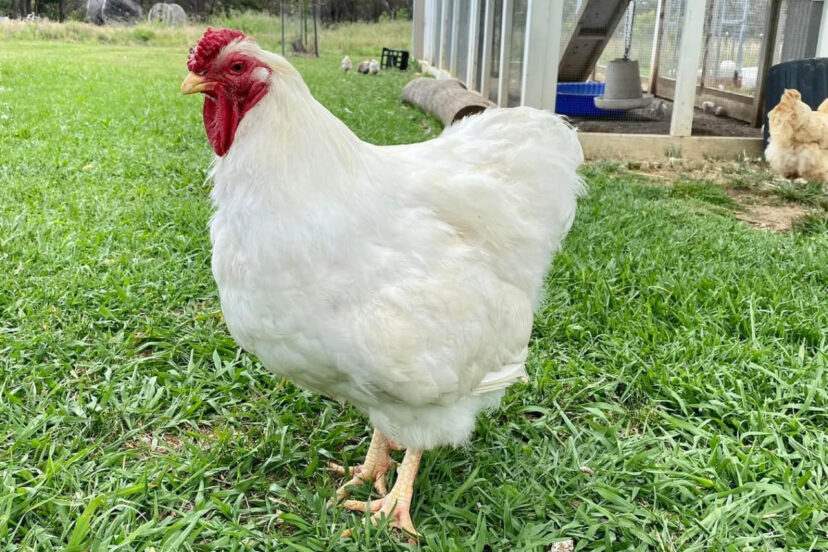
181, 72, 216, 95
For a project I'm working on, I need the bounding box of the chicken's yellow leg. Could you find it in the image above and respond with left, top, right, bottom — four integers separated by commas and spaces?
342, 448, 422, 539
328, 429, 394, 501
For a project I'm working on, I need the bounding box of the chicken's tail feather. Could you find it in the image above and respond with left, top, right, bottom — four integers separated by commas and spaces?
471, 362, 528, 395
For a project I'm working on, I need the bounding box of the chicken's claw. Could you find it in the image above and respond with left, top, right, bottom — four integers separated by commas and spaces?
329, 461, 391, 503
328, 429, 394, 505
339, 448, 423, 543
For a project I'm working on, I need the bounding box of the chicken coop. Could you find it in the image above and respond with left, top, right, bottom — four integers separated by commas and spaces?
410, 0, 828, 160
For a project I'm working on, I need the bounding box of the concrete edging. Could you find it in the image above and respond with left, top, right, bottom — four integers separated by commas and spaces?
578, 133, 765, 161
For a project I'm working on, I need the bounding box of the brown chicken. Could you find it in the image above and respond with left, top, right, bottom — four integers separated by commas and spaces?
765, 89, 828, 183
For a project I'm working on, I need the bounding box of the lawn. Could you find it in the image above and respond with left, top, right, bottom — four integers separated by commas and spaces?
0, 21, 826, 552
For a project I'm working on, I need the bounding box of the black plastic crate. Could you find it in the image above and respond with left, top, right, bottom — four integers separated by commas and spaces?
381, 47, 409, 71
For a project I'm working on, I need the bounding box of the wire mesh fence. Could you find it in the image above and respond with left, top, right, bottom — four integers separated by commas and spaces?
423, 0, 823, 136
560, 0, 823, 136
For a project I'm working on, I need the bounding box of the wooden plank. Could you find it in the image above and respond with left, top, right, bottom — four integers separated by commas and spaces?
647, 0, 665, 95
557, 0, 633, 82
578, 133, 764, 161
669, 0, 706, 137
429, 0, 441, 65
412, 0, 425, 60
497, 0, 514, 107
440, 0, 451, 69
467, 0, 482, 90
479, 0, 495, 100
520, 0, 563, 111
449, 0, 461, 75
698, 0, 718, 95
656, 76, 754, 123
816, 0, 828, 57
751, 0, 782, 127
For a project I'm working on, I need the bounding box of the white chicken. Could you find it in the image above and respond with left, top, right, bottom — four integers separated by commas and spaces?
369, 58, 380, 75
340, 55, 351, 72
181, 28, 584, 537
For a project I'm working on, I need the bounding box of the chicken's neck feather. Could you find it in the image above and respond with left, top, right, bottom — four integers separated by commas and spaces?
210, 66, 373, 212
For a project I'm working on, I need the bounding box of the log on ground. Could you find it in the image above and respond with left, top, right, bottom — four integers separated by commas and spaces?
402, 78, 494, 127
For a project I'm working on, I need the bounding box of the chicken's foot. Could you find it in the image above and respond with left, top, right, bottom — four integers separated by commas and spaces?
341, 448, 422, 541
328, 429, 395, 502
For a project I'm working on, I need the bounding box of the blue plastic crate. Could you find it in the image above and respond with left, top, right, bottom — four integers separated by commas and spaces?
555, 82, 625, 116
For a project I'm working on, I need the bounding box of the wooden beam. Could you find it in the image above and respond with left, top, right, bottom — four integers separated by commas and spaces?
497, 0, 514, 107
430, 0, 442, 66
440, 0, 450, 69
412, 0, 425, 60
816, 0, 828, 57
521, 0, 563, 111
751, 0, 782, 128
648, 0, 665, 95
479, 0, 495, 100
698, 0, 718, 95
669, 0, 706, 137
467, 0, 482, 90
449, 0, 461, 75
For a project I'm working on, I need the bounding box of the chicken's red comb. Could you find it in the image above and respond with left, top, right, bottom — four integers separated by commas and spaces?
188, 28, 248, 72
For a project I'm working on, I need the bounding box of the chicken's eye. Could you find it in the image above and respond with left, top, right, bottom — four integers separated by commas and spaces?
230, 62, 245, 74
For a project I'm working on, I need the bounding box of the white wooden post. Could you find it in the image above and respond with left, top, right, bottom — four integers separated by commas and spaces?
467, 0, 482, 89
521, 0, 563, 110
440, 0, 450, 69
497, 0, 514, 107
426, 0, 438, 67
480, 0, 495, 99
450, 0, 461, 75
669, 0, 706, 137
412, 0, 426, 60
817, 0, 828, 57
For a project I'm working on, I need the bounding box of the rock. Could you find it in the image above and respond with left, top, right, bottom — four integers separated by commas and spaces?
87, 0, 142, 25
549, 540, 574, 552
86, 0, 105, 24
148, 3, 186, 25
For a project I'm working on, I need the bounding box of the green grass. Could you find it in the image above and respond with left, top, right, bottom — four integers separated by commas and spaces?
1, 34, 827, 552
670, 180, 743, 210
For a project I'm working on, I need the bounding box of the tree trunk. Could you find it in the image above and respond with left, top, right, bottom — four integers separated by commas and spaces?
313, 0, 319, 57
402, 78, 494, 127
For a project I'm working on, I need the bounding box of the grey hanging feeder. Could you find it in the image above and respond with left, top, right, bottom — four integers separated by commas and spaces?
594, 3, 653, 111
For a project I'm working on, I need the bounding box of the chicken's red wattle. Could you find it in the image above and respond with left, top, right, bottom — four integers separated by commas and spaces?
202, 80, 268, 157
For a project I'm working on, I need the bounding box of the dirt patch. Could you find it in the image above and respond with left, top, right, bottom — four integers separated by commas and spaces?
734, 203, 810, 232
122, 424, 218, 456
606, 158, 825, 233
123, 433, 184, 455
